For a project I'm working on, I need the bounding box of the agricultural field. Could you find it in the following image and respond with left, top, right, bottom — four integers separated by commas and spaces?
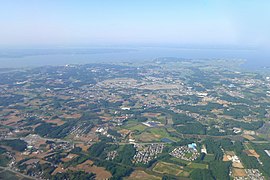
125, 170, 161, 180
187, 162, 208, 169
153, 161, 184, 176
126, 124, 148, 132
203, 154, 215, 162
243, 142, 253, 150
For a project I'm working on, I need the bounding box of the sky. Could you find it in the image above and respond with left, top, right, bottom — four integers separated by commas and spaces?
0, 0, 270, 48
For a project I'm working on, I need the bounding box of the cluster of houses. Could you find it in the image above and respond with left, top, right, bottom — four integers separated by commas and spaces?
169, 143, 200, 161
235, 169, 265, 180
133, 143, 164, 164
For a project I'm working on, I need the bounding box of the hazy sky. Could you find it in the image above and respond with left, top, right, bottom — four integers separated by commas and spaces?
0, 0, 269, 48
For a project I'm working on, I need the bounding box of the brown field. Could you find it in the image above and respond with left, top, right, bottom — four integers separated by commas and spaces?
1, 109, 20, 116
52, 165, 66, 175
118, 129, 131, 136
242, 134, 255, 141
58, 95, 72, 100
216, 100, 230, 105
76, 160, 94, 167
232, 162, 244, 169
62, 113, 81, 119
244, 150, 260, 158
218, 115, 234, 120
211, 109, 223, 113
2, 114, 22, 126
32, 123, 42, 129
21, 159, 40, 165
76, 143, 90, 152
85, 166, 111, 180
14, 151, 25, 162
69, 160, 112, 180
126, 170, 161, 180
38, 159, 48, 164
99, 116, 112, 121
232, 168, 247, 177
223, 155, 230, 161
45, 118, 65, 126
143, 113, 161, 118
61, 153, 78, 162
153, 162, 183, 176
137, 132, 159, 142
225, 151, 235, 156
115, 116, 128, 120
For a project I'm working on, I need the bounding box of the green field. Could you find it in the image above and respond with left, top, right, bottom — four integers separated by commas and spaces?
148, 127, 169, 137
203, 154, 215, 162
153, 161, 184, 176
126, 124, 148, 131
135, 127, 179, 142
188, 162, 208, 169
168, 157, 189, 165
166, 126, 177, 132
243, 143, 253, 150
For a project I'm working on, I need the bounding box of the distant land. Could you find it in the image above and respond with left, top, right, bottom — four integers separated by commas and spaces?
0, 47, 269, 71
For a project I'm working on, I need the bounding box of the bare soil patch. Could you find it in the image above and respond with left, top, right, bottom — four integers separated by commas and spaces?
232, 162, 244, 169
62, 113, 81, 119
244, 150, 260, 158
76, 143, 90, 152
45, 118, 65, 126
232, 168, 247, 177
127, 170, 161, 180
242, 134, 255, 141
69, 160, 111, 180
61, 153, 78, 162
223, 155, 230, 161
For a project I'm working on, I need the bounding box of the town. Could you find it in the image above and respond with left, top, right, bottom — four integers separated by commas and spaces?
0, 58, 270, 179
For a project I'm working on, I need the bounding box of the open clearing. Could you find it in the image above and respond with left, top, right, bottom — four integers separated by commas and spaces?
153, 161, 183, 176
169, 157, 189, 165
126, 170, 161, 180
148, 127, 169, 137
232, 168, 247, 177
187, 162, 208, 169
232, 162, 244, 169
69, 160, 112, 180
136, 132, 158, 142
75, 143, 91, 152
204, 154, 215, 162
143, 112, 161, 118
242, 134, 256, 141
127, 124, 147, 131
244, 150, 260, 158
243, 142, 253, 150
61, 153, 78, 162
44, 118, 65, 126
2, 111, 22, 126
